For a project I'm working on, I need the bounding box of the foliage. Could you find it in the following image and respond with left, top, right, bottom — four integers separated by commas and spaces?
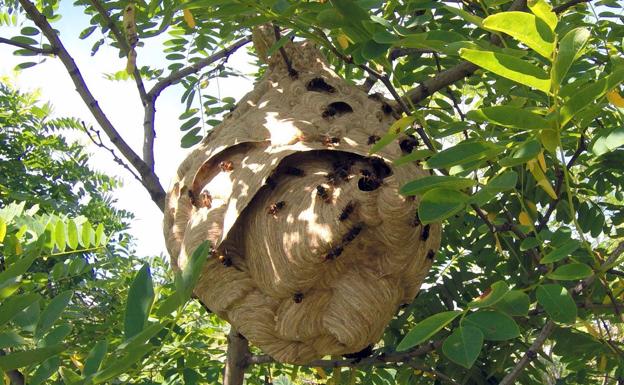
1, 0, 624, 384
0, 81, 132, 233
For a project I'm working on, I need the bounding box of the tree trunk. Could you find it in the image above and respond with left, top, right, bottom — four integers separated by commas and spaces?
224, 328, 250, 385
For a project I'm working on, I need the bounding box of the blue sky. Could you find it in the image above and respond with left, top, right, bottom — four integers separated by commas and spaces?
0, 2, 255, 257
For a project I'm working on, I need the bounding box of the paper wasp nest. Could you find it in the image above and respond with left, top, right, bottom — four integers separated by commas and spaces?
163, 32, 441, 364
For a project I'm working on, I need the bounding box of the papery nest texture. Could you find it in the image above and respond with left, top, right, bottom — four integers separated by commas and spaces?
163, 30, 442, 364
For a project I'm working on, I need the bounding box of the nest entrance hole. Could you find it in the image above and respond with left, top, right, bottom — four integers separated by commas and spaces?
322, 102, 353, 119
306, 77, 336, 93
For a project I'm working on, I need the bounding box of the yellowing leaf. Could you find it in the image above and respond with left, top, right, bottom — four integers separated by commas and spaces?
183, 9, 196, 29
519, 211, 532, 226
70, 354, 84, 371
599, 355, 607, 371
487, 212, 497, 222
607, 89, 624, 108
537, 151, 547, 171
538, 179, 558, 199
337, 34, 349, 49
581, 320, 600, 338
315, 367, 327, 379
15, 240, 22, 255
526, 201, 537, 215
494, 233, 503, 252
528, 162, 558, 199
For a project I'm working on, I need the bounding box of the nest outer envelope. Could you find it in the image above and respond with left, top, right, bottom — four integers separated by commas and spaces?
163, 37, 442, 364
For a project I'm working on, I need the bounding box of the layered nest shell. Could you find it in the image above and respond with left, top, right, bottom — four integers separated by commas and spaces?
163, 36, 441, 364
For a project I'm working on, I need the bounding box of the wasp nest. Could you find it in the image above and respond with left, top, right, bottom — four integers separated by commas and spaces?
163, 32, 441, 364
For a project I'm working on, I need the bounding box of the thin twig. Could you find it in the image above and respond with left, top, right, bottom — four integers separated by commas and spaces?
0, 36, 56, 55
408, 362, 461, 385
17, 0, 166, 210
80, 121, 143, 184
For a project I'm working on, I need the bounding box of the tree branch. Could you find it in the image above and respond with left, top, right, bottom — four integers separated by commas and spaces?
0, 36, 56, 55
147, 37, 252, 101
401, 0, 587, 111
86, 0, 155, 169
142, 36, 251, 174
87, 0, 148, 104
18, 0, 166, 211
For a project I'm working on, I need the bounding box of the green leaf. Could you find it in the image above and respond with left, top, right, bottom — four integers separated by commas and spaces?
67, 219, 78, 250
0, 331, 26, 349
124, 264, 155, 340
0, 293, 40, 327
83, 340, 108, 376
547, 263, 593, 280
35, 290, 73, 339
467, 106, 549, 130
118, 321, 165, 351
551, 28, 590, 88
40, 324, 72, 347
482, 12, 554, 59
499, 139, 541, 167
20, 26, 40, 36
55, 220, 66, 252
59, 366, 83, 385
540, 240, 581, 263
471, 170, 519, 205
527, 0, 557, 31
492, 290, 531, 316
30, 356, 60, 385
0, 254, 37, 288
459, 49, 551, 93
91, 344, 154, 384
80, 221, 93, 248
419, 188, 468, 224
463, 310, 520, 340
94, 223, 105, 246
180, 117, 200, 131
393, 149, 434, 166
181, 127, 202, 148
536, 284, 577, 323
442, 326, 484, 368
468, 281, 509, 308
442, 5, 483, 27
400, 176, 475, 196
361, 40, 390, 60
396, 310, 461, 351
425, 141, 501, 170
0, 345, 65, 371
520, 237, 541, 251
559, 67, 624, 126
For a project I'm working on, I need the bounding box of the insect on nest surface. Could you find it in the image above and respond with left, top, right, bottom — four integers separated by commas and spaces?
163, 28, 441, 365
